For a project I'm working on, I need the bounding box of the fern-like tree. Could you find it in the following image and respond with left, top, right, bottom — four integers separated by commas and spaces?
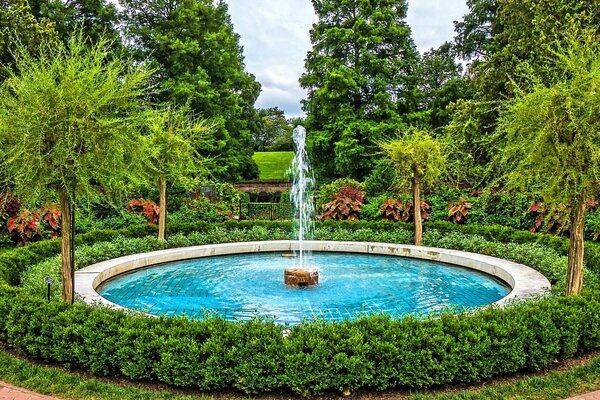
0, 34, 151, 303
146, 105, 211, 241
498, 29, 600, 295
382, 130, 445, 245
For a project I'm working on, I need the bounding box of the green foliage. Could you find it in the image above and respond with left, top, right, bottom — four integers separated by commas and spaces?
28, 0, 122, 49
167, 198, 225, 225
0, 291, 598, 395
0, 33, 150, 206
415, 42, 474, 129
252, 152, 294, 181
301, 0, 419, 179
120, 0, 260, 181
498, 28, 600, 207
382, 129, 446, 187
253, 107, 293, 151
0, 0, 57, 77
145, 104, 211, 183
363, 158, 398, 198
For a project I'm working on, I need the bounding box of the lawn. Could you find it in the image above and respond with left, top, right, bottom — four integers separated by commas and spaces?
253, 151, 293, 181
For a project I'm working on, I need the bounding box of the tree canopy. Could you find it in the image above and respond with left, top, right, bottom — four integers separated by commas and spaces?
27, 0, 121, 48
497, 29, 600, 294
120, 0, 261, 181
0, 0, 57, 77
301, 0, 420, 180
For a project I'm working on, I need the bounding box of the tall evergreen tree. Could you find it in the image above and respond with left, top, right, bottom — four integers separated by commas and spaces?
300, 0, 419, 180
120, 0, 261, 181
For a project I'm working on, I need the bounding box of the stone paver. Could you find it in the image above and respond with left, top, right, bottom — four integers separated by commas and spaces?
0, 379, 599, 399
0, 381, 60, 400
565, 389, 600, 400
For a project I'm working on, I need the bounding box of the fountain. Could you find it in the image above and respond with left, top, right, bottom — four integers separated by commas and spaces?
284, 126, 318, 287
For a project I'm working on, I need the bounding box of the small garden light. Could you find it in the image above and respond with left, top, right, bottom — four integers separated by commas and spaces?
45, 277, 54, 302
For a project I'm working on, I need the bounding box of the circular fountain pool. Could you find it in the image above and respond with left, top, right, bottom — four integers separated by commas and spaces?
76, 241, 551, 325
98, 252, 510, 324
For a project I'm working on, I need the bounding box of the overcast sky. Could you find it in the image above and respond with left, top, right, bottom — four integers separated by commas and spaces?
223, 0, 469, 118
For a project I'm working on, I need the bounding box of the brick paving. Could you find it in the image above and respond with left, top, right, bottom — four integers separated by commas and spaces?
0, 381, 60, 400
0, 379, 599, 400
565, 389, 600, 400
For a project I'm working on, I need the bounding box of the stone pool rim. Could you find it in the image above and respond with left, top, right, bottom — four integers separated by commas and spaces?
75, 240, 551, 313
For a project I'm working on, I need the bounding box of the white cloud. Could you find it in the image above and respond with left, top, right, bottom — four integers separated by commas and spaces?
223, 1, 470, 117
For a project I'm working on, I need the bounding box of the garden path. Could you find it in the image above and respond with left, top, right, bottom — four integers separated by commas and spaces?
0, 379, 599, 400
0, 381, 60, 400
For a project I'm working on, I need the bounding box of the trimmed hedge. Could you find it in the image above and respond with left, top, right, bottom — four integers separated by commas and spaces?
3, 219, 599, 287
0, 289, 598, 395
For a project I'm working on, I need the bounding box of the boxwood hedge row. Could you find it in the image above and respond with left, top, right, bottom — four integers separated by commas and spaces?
0, 220, 599, 395
0, 286, 598, 395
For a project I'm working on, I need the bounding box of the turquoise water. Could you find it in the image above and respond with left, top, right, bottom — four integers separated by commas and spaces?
98, 252, 511, 325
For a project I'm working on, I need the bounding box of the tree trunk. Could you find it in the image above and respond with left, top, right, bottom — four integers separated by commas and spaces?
59, 188, 75, 304
566, 193, 586, 295
158, 176, 167, 241
412, 175, 422, 246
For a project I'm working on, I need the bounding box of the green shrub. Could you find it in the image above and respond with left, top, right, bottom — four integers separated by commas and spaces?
0, 292, 598, 395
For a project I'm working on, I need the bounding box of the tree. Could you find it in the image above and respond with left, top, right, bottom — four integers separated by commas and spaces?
448, 0, 599, 186
146, 105, 211, 241
0, 34, 151, 303
253, 107, 293, 151
0, 0, 57, 76
415, 42, 474, 130
382, 130, 445, 245
497, 29, 600, 295
120, 0, 261, 181
27, 0, 121, 47
300, 0, 420, 180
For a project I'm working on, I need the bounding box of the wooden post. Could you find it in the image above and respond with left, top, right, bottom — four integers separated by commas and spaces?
566, 193, 586, 295
59, 188, 75, 304
158, 176, 167, 241
412, 173, 422, 246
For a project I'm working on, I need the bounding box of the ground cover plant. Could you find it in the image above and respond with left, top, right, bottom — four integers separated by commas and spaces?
0, 221, 597, 395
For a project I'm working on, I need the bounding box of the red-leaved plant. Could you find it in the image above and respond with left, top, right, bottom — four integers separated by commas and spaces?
6, 203, 61, 246
7, 209, 43, 246
530, 201, 570, 235
379, 199, 431, 222
40, 203, 61, 239
320, 185, 365, 221
128, 198, 160, 224
0, 193, 21, 228
448, 197, 472, 224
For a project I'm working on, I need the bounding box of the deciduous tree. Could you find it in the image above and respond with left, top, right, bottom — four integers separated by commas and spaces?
146, 105, 211, 241
120, 0, 261, 181
498, 29, 600, 295
382, 129, 445, 245
0, 34, 151, 303
28, 0, 121, 48
0, 0, 57, 77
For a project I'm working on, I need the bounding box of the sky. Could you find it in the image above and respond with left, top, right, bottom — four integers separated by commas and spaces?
223, 0, 470, 118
